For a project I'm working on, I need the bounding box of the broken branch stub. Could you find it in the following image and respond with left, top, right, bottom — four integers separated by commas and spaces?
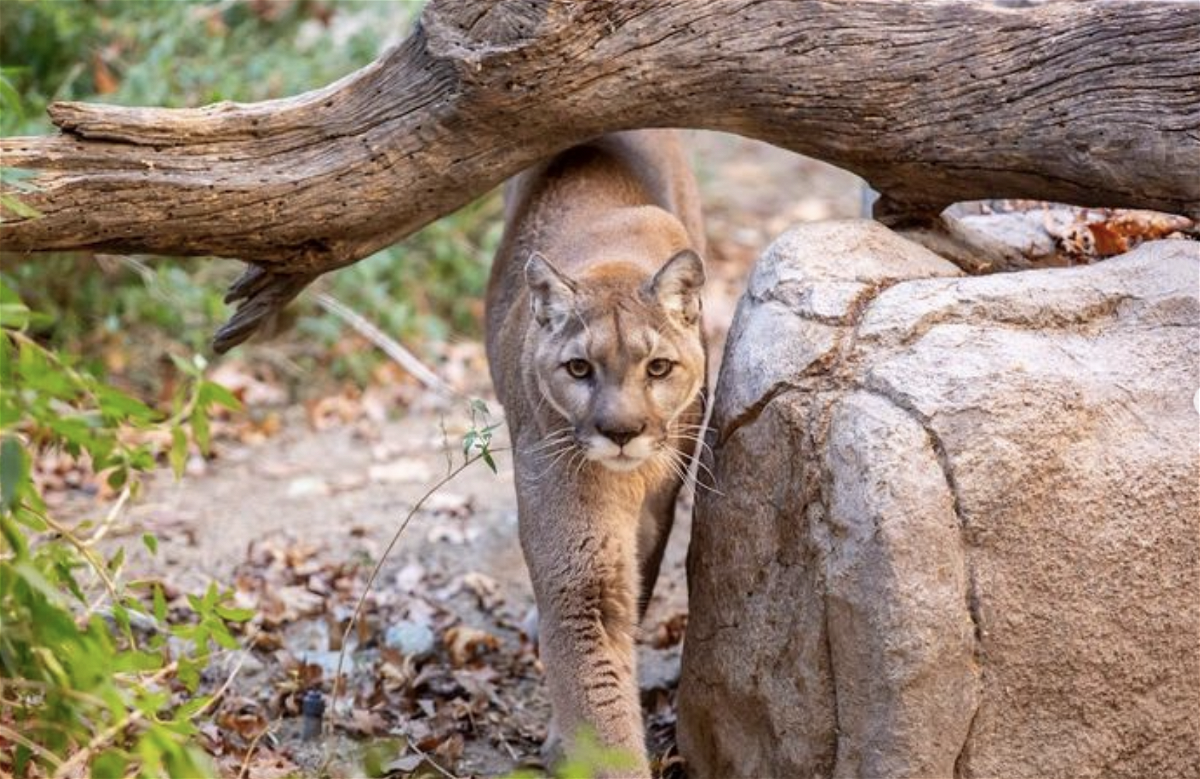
1, 0, 1197, 350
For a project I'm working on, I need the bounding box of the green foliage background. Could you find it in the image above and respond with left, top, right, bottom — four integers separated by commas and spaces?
1, 0, 501, 389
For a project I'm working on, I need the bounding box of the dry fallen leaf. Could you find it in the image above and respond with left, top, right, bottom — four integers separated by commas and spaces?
458, 571, 503, 611
216, 697, 269, 741
306, 390, 364, 430
344, 707, 390, 737
649, 613, 688, 650
444, 625, 501, 668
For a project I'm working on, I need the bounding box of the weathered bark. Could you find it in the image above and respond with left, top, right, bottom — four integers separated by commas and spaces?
2, 0, 1197, 349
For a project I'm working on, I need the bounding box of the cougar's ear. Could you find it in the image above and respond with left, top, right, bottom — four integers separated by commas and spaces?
648, 248, 705, 326
525, 252, 577, 328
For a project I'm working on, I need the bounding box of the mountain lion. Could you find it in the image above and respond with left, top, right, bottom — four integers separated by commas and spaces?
485, 130, 707, 775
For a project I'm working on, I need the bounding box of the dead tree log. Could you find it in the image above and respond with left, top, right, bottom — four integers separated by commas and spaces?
2, 0, 1197, 350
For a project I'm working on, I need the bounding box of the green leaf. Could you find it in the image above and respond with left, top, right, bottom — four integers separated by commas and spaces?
107, 545, 125, 576
176, 656, 202, 693
198, 379, 241, 411
153, 583, 168, 624
175, 694, 212, 720
214, 604, 254, 622
0, 296, 30, 330
142, 533, 159, 555
115, 649, 163, 674
13, 560, 64, 605
91, 749, 128, 779
112, 602, 131, 636
207, 619, 239, 650
0, 78, 25, 125
168, 352, 201, 378
1, 435, 27, 513
169, 426, 187, 479
96, 385, 158, 423
201, 581, 218, 612
482, 450, 497, 474
190, 404, 210, 455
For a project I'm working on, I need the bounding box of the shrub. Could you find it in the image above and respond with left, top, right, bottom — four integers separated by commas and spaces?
1, 281, 251, 778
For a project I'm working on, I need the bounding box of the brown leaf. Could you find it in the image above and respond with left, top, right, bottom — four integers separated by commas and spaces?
649, 613, 688, 650
344, 707, 390, 736
444, 625, 500, 668
216, 697, 269, 741
306, 390, 364, 430
240, 749, 303, 779
1086, 220, 1129, 257
434, 732, 465, 765
458, 571, 502, 611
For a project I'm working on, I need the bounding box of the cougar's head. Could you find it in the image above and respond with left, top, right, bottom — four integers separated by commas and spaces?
524, 249, 706, 472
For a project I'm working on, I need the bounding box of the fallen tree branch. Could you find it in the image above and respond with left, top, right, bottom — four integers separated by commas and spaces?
1, 0, 1197, 349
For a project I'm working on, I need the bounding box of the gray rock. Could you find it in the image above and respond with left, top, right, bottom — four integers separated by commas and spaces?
385, 619, 436, 659
679, 221, 1200, 778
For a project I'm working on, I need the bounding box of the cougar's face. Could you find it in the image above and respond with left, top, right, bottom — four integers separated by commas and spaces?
526, 250, 706, 472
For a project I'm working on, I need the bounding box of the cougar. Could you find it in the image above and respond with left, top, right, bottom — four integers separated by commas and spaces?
485, 130, 707, 775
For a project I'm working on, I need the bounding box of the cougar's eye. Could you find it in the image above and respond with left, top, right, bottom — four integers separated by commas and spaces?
565, 359, 593, 379
647, 358, 673, 379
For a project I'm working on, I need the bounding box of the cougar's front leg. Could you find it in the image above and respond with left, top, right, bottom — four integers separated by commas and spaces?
518, 489, 648, 776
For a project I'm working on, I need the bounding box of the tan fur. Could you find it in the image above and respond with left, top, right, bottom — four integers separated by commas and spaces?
485, 131, 706, 776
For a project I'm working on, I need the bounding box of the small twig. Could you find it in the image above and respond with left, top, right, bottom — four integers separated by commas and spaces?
0, 724, 65, 769
497, 733, 520, 762
313, 292, 458, 398
37, 512, 121, 608
237, 726, 270, 779
408, 741, 460, 779
1, 678, 110, 710
81, 484, 133, 547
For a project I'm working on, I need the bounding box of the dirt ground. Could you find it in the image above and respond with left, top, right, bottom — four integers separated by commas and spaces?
72, 132, 864, 778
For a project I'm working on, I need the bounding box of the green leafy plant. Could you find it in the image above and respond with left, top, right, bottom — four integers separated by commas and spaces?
0, 281, 252, 778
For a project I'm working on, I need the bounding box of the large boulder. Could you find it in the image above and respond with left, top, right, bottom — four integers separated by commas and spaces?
678, 220, 1200, 778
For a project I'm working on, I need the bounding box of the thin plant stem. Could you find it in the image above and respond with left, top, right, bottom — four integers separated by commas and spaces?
323, 446, 509, 763
0, 724, 65, 769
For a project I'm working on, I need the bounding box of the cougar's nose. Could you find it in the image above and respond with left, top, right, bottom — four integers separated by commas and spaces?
598, 423, 645, 447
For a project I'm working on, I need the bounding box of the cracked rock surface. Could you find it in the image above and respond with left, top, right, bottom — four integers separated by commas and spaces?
678, 220, 1200, 779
